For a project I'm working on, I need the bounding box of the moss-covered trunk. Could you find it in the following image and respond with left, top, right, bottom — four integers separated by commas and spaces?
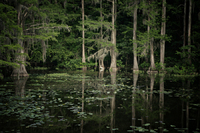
11, 3, 28, 77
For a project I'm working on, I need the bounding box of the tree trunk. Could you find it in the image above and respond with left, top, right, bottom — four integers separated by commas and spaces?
41, 40, 46, 63
188, 0, 192, 64
150, 37, 156, 70
82, 0, 87, 71
183, 0, 186, 57
110, 0, 117, 72
148, 1, 156, 73
11, 40, 29, 77
160, 0, 166, 70
99, 0, 105, 71
142, 0, 148, 63
100, 0, 103, 41
133, 0, 139, 73
11, 3, 28, 77
148, 13, 156, 72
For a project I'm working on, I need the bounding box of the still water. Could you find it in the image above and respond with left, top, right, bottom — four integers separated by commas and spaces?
0, 70, 200, 133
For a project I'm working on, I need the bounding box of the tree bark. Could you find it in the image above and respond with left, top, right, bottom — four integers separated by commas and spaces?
148, 13, 156, 72
160, 0, 166, 70
150, 37, 156, 70
82, 0, 87, 71
188, 0, 192, 64
41, 40, 46, 63
11, 3, 28, 77
99, 0, 105, 71
11, 40, 29, 77
142, 0, 149, 63
109, 0, 117, 72
183, 0, 186, 57
133, 0, 139, 73
148, 1, 156, 73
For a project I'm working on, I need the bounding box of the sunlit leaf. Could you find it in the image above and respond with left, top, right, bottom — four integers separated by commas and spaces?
170, 125, 176, 127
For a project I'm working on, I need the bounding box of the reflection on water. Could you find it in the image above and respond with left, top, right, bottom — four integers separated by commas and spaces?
132, 73, 138, 133
14, 77, 29, 97
0, 71, 200, 133
81, 73, 85, 133
159, 75, 164, 133
110, 71, 116, 133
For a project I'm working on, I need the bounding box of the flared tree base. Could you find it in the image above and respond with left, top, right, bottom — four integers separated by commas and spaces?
147, 70, 158, 74
11, 72, 29, 77
133, 68, 139, 73
11, 65, 29, 77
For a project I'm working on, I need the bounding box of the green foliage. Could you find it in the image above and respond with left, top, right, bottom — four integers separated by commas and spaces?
117, 60, 125, 68
176, 45, 196, 59
165, 57, 177, 67
174, 44, 199, 74
155, 62, 165, 71
139, 62, 150, 70
29, 43, 43, 63
84, 62, 96, 68
0, 0, 200, 77
63, 59, 96, 70
0, 3, 23, 77
166, 64, 196, 75
64, 59, 82, 70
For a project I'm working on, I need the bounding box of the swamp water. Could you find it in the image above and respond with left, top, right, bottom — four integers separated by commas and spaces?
0, 71, 200, 133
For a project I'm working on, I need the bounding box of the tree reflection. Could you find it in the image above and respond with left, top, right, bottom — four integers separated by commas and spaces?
98, 70, 104, 133
149, 75, 155, 111
110, 71, 116, 133
81, 73, 85, 133
186, 79, 190, 133
14, 76, 29, 97
1, 72, 199, 132
132, 73, 138, 133
99, 69, 104, 78
159, 75, 164, 133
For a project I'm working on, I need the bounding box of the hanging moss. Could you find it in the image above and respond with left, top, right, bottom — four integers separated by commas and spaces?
87, 47, 110, 62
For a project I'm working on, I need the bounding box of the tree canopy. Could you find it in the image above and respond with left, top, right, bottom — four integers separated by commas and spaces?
1, 0, 200, 78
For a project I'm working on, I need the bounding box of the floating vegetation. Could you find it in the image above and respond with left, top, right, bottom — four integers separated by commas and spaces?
0, 71, 200, 132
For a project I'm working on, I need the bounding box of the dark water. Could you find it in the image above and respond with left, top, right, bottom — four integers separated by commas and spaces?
0, 71, 200, 133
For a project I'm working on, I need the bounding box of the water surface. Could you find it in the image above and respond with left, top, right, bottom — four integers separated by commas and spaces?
0, 71, 199, 133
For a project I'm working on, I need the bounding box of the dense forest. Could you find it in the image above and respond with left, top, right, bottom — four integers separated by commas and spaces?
1, 0, 200, 78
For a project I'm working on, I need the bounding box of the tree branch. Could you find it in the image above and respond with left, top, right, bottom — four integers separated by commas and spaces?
24, 25, 69, 31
